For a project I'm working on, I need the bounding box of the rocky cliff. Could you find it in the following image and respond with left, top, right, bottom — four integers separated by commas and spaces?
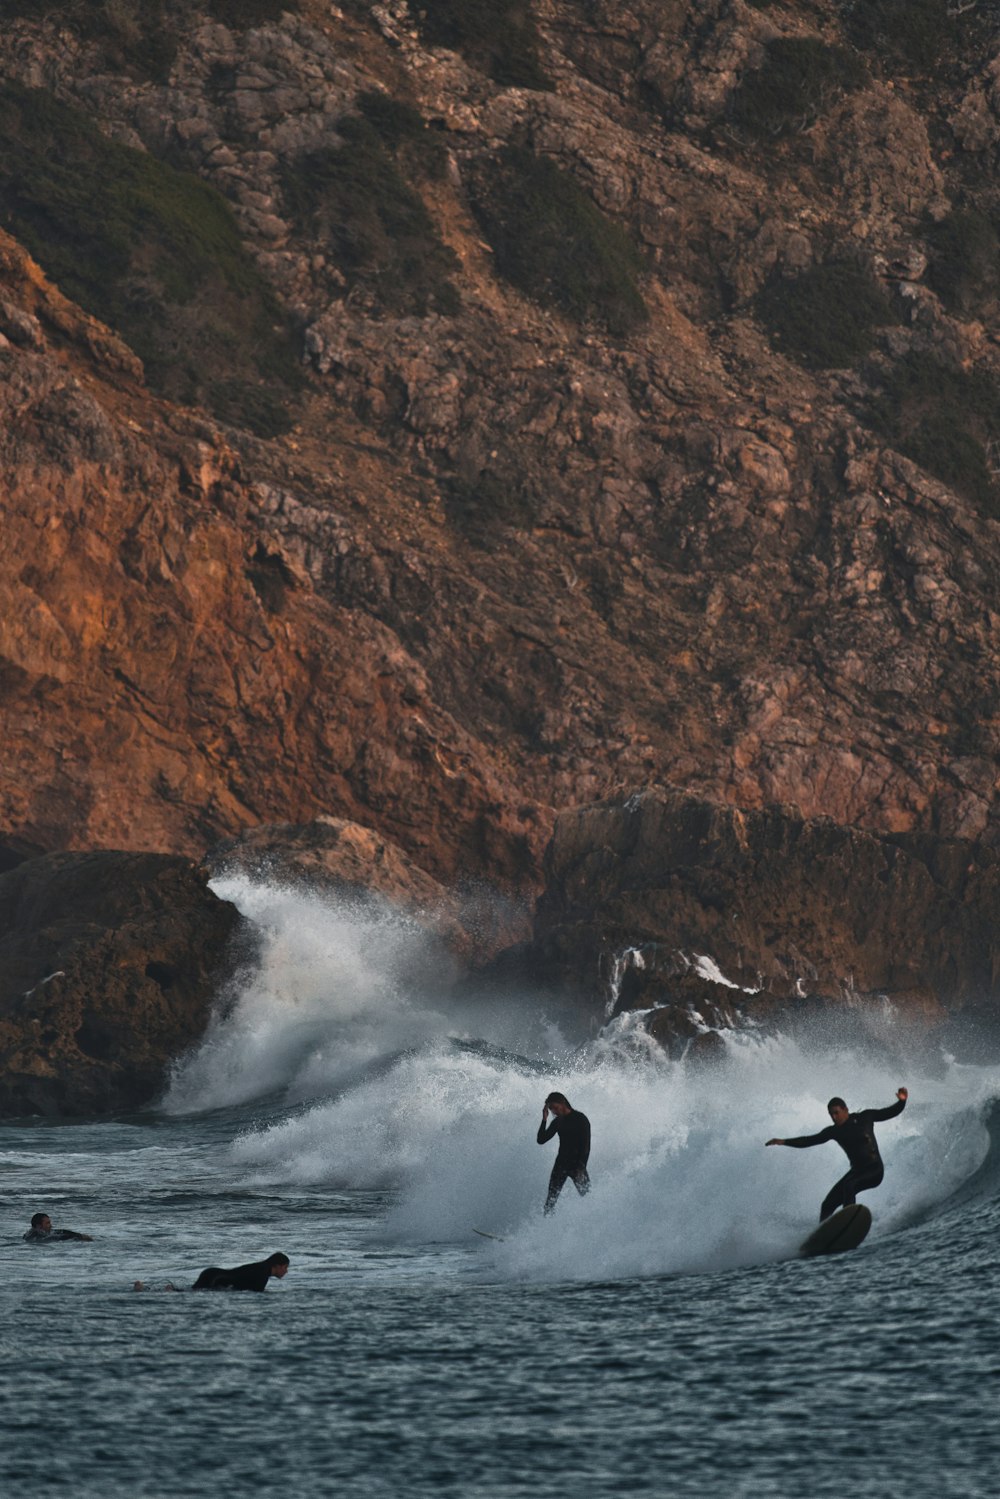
522, 785, 1000, 1057
0, 0, 998, 896
0, 850, 239, 1114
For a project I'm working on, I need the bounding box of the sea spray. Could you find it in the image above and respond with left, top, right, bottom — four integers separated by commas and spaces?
164, 875, 460, 1113
168, 877, 997, 1281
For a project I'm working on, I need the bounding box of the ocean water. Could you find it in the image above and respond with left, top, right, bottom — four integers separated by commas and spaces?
4, 876, 1000, 1498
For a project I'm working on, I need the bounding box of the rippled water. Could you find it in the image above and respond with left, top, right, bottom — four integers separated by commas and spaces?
4, 878, 1000, 1497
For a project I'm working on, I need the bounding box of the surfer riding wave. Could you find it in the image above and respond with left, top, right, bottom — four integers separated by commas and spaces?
767, 1088, 908, 1221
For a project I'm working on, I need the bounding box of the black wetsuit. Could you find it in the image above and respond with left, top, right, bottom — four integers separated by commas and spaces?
785, 1098, 906, 1221
192, 1259, 277, 1292
537, 1110, 591, 1214
23, 1228, 90, 1242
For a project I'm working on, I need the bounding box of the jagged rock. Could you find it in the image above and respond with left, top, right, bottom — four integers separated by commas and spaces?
0, 1, 997, 918
526, 787, 1000, 1055
0, 851, 241, 1117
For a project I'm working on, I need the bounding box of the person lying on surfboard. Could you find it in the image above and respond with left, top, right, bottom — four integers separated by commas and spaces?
766, 1088, 908, 1221
23, 1211, 93, 1242
537, 1091, 591, 1215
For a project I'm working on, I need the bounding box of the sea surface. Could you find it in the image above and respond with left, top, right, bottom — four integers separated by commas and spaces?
3, 876, 1000, 1497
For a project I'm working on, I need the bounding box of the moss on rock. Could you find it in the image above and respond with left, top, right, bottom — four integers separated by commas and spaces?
414, 0, 550, 90
756, 261, 897, 369
468, 146, 647, 336
0, 81, 301, 436
281, 108, 460, 317
732, 37, 866, 139
868, 353, 1000, 517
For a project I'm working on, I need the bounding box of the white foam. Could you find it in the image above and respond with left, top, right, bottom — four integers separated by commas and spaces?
167, 877, 999, 1281
164, 876, 456, 1113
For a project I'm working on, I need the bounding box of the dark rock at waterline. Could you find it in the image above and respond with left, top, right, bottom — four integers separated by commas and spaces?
0, 851, 241, 1117
527, 787, 1000, 1057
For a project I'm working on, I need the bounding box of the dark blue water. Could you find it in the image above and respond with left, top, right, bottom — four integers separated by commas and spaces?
3, 879, 998, 1497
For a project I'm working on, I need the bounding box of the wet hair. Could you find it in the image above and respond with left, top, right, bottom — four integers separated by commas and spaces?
545, 1092, 572, 1110
827, 1097, 848, 1113
267, 1253, 290, 1268
30, 1212, 48, 1230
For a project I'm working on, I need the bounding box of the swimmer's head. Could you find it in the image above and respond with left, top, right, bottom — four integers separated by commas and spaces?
30, 1213, 51, 1232
267, 1252, 290, 1280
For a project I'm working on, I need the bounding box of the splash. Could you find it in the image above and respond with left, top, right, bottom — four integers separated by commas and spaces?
167, 877, 1000, 1281
164, 875, 460, 1113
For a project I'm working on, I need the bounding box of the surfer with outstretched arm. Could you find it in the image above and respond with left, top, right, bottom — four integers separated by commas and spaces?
766, 1088, 908, 1221
537, 1091, 591, 1214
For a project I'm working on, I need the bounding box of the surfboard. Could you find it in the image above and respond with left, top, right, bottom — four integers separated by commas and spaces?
800, 1203, 872, 1258
472, 1228, 506, 1242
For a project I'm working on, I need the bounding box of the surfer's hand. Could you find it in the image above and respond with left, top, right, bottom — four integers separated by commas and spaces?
897, 1087, 908, 1102
542, 1107, 549, 1121
765, 1138, 783, 1146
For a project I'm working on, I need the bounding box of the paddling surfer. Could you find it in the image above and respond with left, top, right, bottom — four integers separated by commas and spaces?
133, 1253, 289, 1292
192, 1252, 290, 1291
23, 1212, 93, 1242
766, 1087, 908, 1221
537, 1092, 591, 1214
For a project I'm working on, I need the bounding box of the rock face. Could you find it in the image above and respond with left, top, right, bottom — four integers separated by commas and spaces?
527, 787, 1000, 1054
0, 5, 998, 904
0, 228, 540, 894
0, 852, 241, 1115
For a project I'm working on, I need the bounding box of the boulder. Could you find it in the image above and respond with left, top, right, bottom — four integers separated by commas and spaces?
527, 787, 1000, 1056
0, 851, 241, 1116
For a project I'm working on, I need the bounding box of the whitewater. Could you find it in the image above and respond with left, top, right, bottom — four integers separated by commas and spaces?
4, 874, 1000, 1497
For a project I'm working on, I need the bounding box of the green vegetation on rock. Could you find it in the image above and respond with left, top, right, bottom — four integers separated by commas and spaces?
443, 464, 540, 541
1, 0, 300, 82
732, 37, 866, 138
843, 0, 954, 74
281, 105, 460, 317
414, 0, 550, 90
468, 146, 647, 336
0, 82, 301, 436
756, 261, 897, 369
3, 0, 178, 81
868, 354, 1000, 517
355, 91, 449, 182
205, 0, 299, 26
925, 209, 1000, 318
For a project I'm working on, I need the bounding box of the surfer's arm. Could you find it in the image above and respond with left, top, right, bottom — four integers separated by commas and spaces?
537, 1118, 559, 1144
866, 1094, 907, 1123
779, 1127, 836, 1148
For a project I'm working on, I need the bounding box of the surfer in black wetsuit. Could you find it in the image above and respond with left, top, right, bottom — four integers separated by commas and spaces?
23, 1212, 93, 1242
537, 1092, 591, 1215
766, 1088, 908, 1221
192, 1252, 290, 1291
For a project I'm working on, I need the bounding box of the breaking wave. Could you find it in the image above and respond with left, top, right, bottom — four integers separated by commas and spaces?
165, 876, 1000, 1281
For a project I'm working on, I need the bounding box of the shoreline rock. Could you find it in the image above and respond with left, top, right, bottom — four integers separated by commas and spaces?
0, 851, 241, 1117
520, 786, 1000, 1057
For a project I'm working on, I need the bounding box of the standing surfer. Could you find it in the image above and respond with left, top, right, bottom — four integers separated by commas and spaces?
537, 1091, 591, 1214
766, 1087, 908, 1220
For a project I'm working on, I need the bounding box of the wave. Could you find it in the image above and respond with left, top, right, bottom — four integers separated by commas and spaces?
166, 877, 1000, 1280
